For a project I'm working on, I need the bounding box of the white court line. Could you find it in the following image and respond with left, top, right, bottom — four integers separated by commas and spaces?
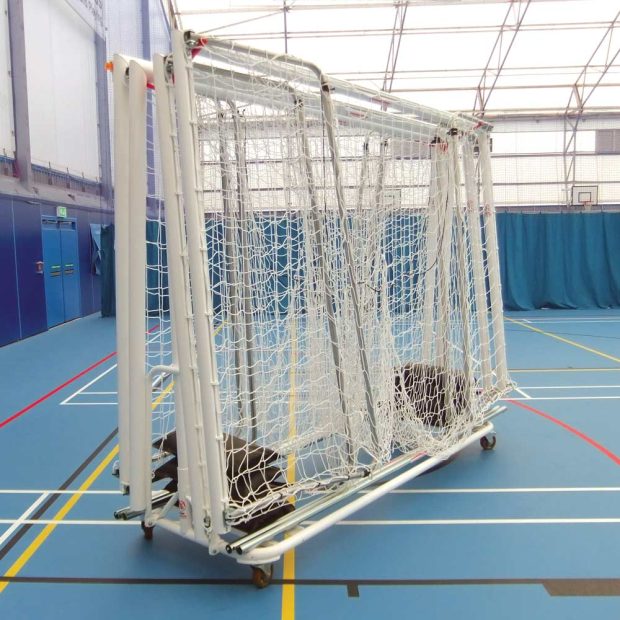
61, 402, 116, 406
507, 316, 620, 323
61, 330, 166, 405
60, 364, 117, 405
0, 489, 121, 495
382, 487, 620, 494
75, 392, 118, 395
504, 396, 620, 401
514, 387, 531, 399
311, 518, 620, 526
0, 519, 138, 526
519, 385, 620, 390
0, 493, 49, 546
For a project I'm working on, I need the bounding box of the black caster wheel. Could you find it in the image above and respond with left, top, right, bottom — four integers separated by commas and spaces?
251, 564, 274, 589
480, 435, 497, 451
141, 521, 154, 540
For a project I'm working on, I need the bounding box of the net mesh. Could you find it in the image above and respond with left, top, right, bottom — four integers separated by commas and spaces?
148, 39, 509, 530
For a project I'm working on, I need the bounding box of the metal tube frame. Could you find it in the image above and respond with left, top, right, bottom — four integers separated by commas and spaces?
215, 102, 252, 435
112, 55, 131, 491
229, 103, 261, 442
152, 54, 210, 540
172, 30, 229, 540
127, 60, 150, 512
461, 137, 493, 389
294, 96, 355, 463
131, 29, 510, 567
477, 131, 509, 390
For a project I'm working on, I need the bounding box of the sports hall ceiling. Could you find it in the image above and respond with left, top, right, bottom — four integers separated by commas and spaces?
170, 0, 620, 118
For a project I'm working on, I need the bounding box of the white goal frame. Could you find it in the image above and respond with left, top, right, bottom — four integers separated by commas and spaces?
112, 30, 510, 572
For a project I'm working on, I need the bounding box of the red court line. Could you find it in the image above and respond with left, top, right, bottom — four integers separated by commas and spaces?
507, 399, 620, 466
0, 351, 116, 430
0, 323, 160, 430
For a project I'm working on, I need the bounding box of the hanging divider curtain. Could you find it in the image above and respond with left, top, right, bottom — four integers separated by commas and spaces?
497, 212, 620, 311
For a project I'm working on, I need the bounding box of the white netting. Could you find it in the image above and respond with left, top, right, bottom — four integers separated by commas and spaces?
123, 37, 510, 532
153, 39, 510, 530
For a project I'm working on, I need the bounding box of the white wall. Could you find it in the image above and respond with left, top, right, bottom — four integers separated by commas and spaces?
0, 0, 15, 156
24, 0, 99, 179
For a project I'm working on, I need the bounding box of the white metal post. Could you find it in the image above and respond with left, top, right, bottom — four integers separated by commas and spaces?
461, 138, 493, 390
436, 142, 453, 369
421, 141, 441, 363
127, 60, 149, 513
172, 30, 229, 538
477, 131, 509, 390
448, 134, 473, 409
152, 54, 209, 540
112, 55, 131, 491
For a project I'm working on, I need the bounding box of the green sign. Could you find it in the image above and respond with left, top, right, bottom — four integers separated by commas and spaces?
56, 205, 67, 218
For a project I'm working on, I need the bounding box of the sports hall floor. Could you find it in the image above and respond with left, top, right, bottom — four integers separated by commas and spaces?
1, 309, 619, 619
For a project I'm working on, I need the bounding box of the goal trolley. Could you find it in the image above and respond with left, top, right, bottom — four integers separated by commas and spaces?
112, 30, 510, 587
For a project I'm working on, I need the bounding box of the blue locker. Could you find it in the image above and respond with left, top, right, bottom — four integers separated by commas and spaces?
42, 217, 65, 328
59, 220, 81, 321
41, 216, 81, 327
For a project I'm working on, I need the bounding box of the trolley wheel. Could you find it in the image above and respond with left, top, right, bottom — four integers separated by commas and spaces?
141, 521, 154, 540
480, 435, 497, 451
251, 564, 274, 589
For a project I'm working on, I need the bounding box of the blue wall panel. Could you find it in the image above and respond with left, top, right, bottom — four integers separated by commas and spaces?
0, 194, 112, 347
0, 198, 20, 346
12, 200, 47, 338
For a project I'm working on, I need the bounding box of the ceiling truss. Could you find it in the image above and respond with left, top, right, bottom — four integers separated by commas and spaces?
563, 9, 620, 205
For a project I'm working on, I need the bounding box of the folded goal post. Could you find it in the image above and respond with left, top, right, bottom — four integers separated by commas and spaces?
112, 30, 510, 586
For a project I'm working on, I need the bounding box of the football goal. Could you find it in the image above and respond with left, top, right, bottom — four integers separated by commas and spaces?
111, 30, 510, 587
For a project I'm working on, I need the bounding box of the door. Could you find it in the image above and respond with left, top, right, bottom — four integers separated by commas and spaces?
42, 217, 65, 328
59, 219, 81, 321
41, 216, 81, 327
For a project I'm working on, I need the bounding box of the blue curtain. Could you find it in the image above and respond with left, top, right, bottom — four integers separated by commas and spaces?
497, 212, 620, 310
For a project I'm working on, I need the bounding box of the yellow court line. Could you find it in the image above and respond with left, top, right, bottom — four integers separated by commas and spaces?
0, 381, 176, 594
507, 317, 620, 365
281, 320, 297, 620
0, 445, 119, 594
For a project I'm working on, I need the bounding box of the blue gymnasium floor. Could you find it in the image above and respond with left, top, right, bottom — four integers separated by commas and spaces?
1, 310, 620, 619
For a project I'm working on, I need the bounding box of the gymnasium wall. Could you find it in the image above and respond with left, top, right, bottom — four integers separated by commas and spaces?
497, 212, 620, 311
23, 0, 100, 180
0, 194, 112, 347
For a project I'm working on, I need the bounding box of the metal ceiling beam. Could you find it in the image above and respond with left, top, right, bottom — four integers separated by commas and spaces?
563, 9, 620, 205
382, 1, 408, 95
473, 0, 531, 116
177, 0, 571, 16
205, 21, 617, 41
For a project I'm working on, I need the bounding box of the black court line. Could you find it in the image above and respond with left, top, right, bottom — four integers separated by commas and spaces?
0, 428, 118, 562
2, 575, 619, 597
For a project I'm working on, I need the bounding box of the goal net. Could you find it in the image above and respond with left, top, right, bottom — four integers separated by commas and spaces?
114, 33, 509, 541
